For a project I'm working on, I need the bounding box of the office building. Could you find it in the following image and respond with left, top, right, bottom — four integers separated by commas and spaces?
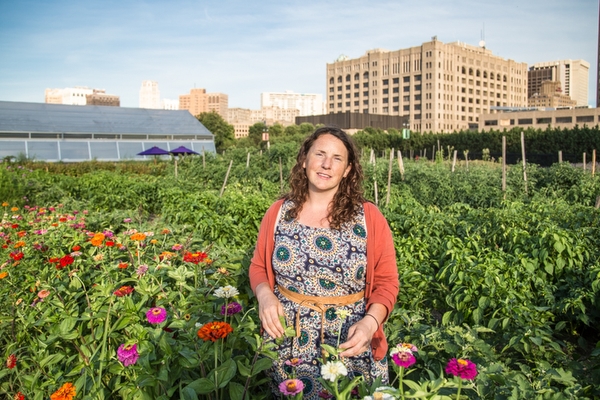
139, 80, 161, 109
528, 81, 577, 108
179, 88, 228, 118
528, 60, 590, 107
45, 86, 119, 106
260, 91, 325, 116
326, 38, 529, 133
479, 106, 599, 131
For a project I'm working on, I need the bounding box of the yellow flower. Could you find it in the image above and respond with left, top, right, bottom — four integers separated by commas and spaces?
11, 207, 19, 212
1, 202, 8, 207
130, 232, 147, 241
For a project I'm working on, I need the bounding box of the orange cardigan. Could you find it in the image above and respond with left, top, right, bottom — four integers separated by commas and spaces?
249, 199, 399, 360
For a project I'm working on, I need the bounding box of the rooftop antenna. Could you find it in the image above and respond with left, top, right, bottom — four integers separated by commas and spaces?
479, 23, 486, 49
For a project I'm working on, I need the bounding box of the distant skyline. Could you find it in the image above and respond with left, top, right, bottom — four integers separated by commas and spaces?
0, 0, 597, 109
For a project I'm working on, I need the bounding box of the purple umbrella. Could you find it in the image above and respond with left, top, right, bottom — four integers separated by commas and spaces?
137, 146, 170, 156
169, 146, 199, 155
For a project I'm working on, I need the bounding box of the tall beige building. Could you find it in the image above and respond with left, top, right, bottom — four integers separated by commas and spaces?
528, 60, 589, 107
139, 80, 161, 109
528, 81, 577, 108
326, 38, 528, 133
179, 88, 228, 117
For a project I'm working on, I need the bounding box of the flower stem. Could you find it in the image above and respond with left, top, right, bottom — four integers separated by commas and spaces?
456, 379, 462, 399
399, 366, 405, 400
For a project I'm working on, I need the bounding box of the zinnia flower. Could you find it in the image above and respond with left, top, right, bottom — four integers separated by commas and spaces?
0, 271, 8, 279
214, 285, 239, 299
117, 343, 139, 366
9, 252, 24, 261
320, 361, 348, 382
391, 350, 416, 368
90, 233, 105, 246
197, 321, 233, 342
14, 392, 25, 400
146, 307, 167, 324
136, 264, 149, 277
279, 378, 304, 396
6, 354, 17, 369
58, 255, 74, 269
50, 382, 76, 400
130, 232, 146, 241
445, 358, 478, 380
183, 251, 208, 264
221, 301, 242, 316
171, 244, 183, 251
118, 262, 128, 269
123, 218, 132, 223
38, 289, 51, 299
285, 357, 303, 367
113, 286, 134, 297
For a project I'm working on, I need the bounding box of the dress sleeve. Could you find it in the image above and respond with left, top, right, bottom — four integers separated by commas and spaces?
248, 200, 281, 293
365, 203, 399, 320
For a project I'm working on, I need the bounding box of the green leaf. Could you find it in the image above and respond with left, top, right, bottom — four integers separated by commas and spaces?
228, 382, 245, 400
252, 357, 273, 376
39, 353, 65, 368
442, 311, 452, 326
529, 336, 543, 346
59, 317, 77, 335
215, 358, 237, 388
187, 377, 216, 394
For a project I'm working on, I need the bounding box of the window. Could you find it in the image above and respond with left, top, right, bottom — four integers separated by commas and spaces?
393, 78, 399, 84
354, 73, 359, 81
393, 97, 399, 103
354, 101, 359, 106
383, 88, 389, 94
337, 102, 342, 108
363, 82, 369, 88
329, 95, 334, 100
393, 87, 399, 93
403, 105, 410, 111
518, 118, 533, 125
537, 117, 551, 124
346, 85, 350, 90
415, 75, 421, 81
382, 79, 389, 85
383, 98, 389, 103
414, 94, 421, 101
383, 107, 389, 113
414, 85, 421, 91
345, 102, 350, 106
337, 76, 342, 83
345, 93, 350, 98
363, 100, 369, 105
337, 94, 342, 100
403, 96, 409, 101
337, 86, 342, 91
403, 76, 410, 82
363, 72, 369, 79
346, 75, 351, 82
555, 116, 572, 123
576, 115, 595, 123
414, 104, 421, 110
354, 84, 359, 89
363, 91, 369, 96
484, 120, 498, 126
354, 92, 359, 98
329, 103, 334, 109
329, 87, 334, 92
403, 86, 410, 92
329, 77, 334, 84
393, 106, 399, 112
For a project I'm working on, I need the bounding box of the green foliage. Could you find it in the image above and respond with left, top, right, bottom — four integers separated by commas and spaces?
197, 111, 235, 152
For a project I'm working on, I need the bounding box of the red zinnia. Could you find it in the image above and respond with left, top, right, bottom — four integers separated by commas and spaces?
14, 392, 25, 400
6, 354, 17, 369
71, 245, 80, 251
58, 255, 74, 269
113, 286, 134, 297
9, 252, 24, 261
49, 257, 60, 264
197, 321, 233, 342
106, 240, 115, 247
183, 251, 208, 264
118, 262, 128, 269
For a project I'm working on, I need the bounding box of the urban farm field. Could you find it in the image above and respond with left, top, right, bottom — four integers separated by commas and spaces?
1, 147, 599, 399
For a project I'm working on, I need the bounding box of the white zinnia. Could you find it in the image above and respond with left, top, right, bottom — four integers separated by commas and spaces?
214, 285, 239, 299
320, 361, 348, 382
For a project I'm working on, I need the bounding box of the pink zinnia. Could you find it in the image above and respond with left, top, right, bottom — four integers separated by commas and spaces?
391, 351, 416, 368
284, 357, 304, 367
279, 378, 304, 396
221, 302, 243, 316
445, 358, 478, 380
146, 307, 167, 324
117, 343, 139, 366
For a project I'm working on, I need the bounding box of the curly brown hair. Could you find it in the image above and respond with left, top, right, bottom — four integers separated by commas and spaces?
283, 126, 365, 229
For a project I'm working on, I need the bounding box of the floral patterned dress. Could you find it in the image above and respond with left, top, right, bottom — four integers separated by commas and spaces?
266, 201, 388, 399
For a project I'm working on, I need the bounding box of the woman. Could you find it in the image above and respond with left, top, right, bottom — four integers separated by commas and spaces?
249, 127, 398, 398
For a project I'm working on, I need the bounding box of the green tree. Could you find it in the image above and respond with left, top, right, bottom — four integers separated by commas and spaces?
284, 125, 300, 136
268, 123, 284, 138
248, 122, 267, 146
196, 111, 235, 152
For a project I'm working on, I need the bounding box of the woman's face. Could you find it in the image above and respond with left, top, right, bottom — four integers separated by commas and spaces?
302, 133, 352, 196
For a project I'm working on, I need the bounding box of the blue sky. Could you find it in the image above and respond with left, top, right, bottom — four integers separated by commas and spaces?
0, 0, 597, 109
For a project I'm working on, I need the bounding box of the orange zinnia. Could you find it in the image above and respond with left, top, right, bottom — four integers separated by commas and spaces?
130, 232, 147, 241
0, 272, 8, 279
50, 382, 76, 400
90, 233, 105, 246
197, 321, 233, 342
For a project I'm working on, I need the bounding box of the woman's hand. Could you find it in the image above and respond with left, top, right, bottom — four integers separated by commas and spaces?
255, 283, 285, 339
338, 316, 378, 358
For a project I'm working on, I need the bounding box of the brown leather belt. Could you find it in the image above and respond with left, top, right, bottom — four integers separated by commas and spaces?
277, 285, 365, 357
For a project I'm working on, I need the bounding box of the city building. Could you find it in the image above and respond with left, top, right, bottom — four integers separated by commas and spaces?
86, 91, 120, 107
227, 108, 252, 138
179, 88, 228, 118
45, 86, 121, 106
251, 106, 299, 126
162, 99, 179, 110
528, 59, 590, 107
0, 101, 215, 162
528, 81, 577, 108
326, 37, 529, 133
139, 80, 161, 109
479, 106, 599, 131
296, 112, 409, 135
260, 91, 325, 116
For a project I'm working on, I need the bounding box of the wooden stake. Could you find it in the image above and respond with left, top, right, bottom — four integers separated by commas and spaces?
521, 131, 527, 194
558, 150, 562, 163
279, 157, 284, 193
219, 159, 233, 197
432, 145, 435, 162
502, 136, 507, 196
583, 152, 587, 171
451, 150, 457, 172
592, 150, 596, 176
246, 152, 251, 169
397, 150, 405, 180
374, 180, 379, 206
385, 148, 394, 206
202, 148, 205, 169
